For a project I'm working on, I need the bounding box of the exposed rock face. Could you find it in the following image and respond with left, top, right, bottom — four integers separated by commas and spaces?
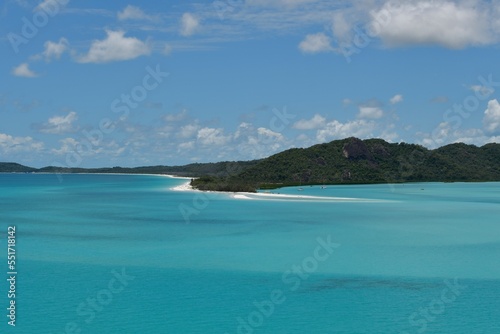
342, 138, 374, 161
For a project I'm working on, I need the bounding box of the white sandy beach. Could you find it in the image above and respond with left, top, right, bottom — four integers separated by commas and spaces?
170, 180, 195, 192
169, 179, 385, 202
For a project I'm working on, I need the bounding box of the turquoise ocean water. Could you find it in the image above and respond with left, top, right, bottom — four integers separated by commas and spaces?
0, 174, 499, 333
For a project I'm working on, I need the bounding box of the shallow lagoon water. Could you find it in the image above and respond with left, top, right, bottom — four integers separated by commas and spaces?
0, 174, 499, 333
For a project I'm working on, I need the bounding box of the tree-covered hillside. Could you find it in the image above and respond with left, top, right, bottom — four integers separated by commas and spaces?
195, 137, 500, 191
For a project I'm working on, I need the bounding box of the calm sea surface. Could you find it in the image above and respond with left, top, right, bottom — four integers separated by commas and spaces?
0, 174, 499, 333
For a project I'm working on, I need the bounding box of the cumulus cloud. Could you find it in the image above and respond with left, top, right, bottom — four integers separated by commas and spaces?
197, 127, 230, 146
117, 5, 152, 21
358, 106, 383, 119
299, 32, 332, 53
371, 1, 495, 49
36, 111, 78, 134
41, 38, 69, 61
417, 121, 500, 148
293, 114, 326, 130
12, 63, 38, 77
257, 127, 284, 141
390, 94, 403, 104
178, 123, 200, 139
180, 13, 200, 36
301, 0, 500, 56
0, 133, 44, 153
231, 123, 288, 159
77, 30, 151, 64
483, 99, 500, 133
51, 137, 78, 155
316, 119, 378, 142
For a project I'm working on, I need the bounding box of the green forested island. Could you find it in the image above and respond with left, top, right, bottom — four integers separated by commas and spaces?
2, 137, 500, 192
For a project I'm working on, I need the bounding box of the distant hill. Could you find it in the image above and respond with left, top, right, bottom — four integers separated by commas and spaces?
0, 160, 260, 178
0, 163, 37, 173
192, 137, 500, 191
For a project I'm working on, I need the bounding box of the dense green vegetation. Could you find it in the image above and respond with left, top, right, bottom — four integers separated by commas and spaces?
192, 137, 500, 191
2, 137, 500, 192
0, 163, 37, 173
190, 176, 257, 192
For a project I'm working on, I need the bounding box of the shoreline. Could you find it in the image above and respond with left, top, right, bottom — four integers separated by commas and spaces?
5, 171, 193, 179
169, 179, 387, 202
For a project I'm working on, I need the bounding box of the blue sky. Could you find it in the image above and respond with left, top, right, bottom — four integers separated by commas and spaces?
1, 0, 500, 168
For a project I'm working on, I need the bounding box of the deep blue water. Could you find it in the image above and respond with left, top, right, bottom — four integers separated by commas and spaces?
0, 174, 499, 333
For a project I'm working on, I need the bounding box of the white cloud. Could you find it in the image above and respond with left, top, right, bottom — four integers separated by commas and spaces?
197, 127, 230, 146
417, 121, 500, 148
41, 38, 69, 61
234, 122, 252, 140
332, 11, 354, 42
390, 94, 403, 105
164, 109, 188, 122
358, 106, 383, 119
117, 5, 152, 21
418, 122, 451, 148
293, 114, 326, 130
470, 84, 495, 96
299, 32, 332, 53
178, 124, 200, 139
12, 63, 38, 77
484, 99, 500, 133
180, 13, 200, 37
77, 30, 151, 64
51, 137, 78, 155
342, 98, 353, 106
316, 119, 378, 142
178, 141, 195, 151
0, 133, 44, 153
257, 127, 284, 140
372, 1, 495, 49
34, 0, 69, 12
231, 122, 289, 159
38, 111, 78, 134
247, 0, 317, 8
